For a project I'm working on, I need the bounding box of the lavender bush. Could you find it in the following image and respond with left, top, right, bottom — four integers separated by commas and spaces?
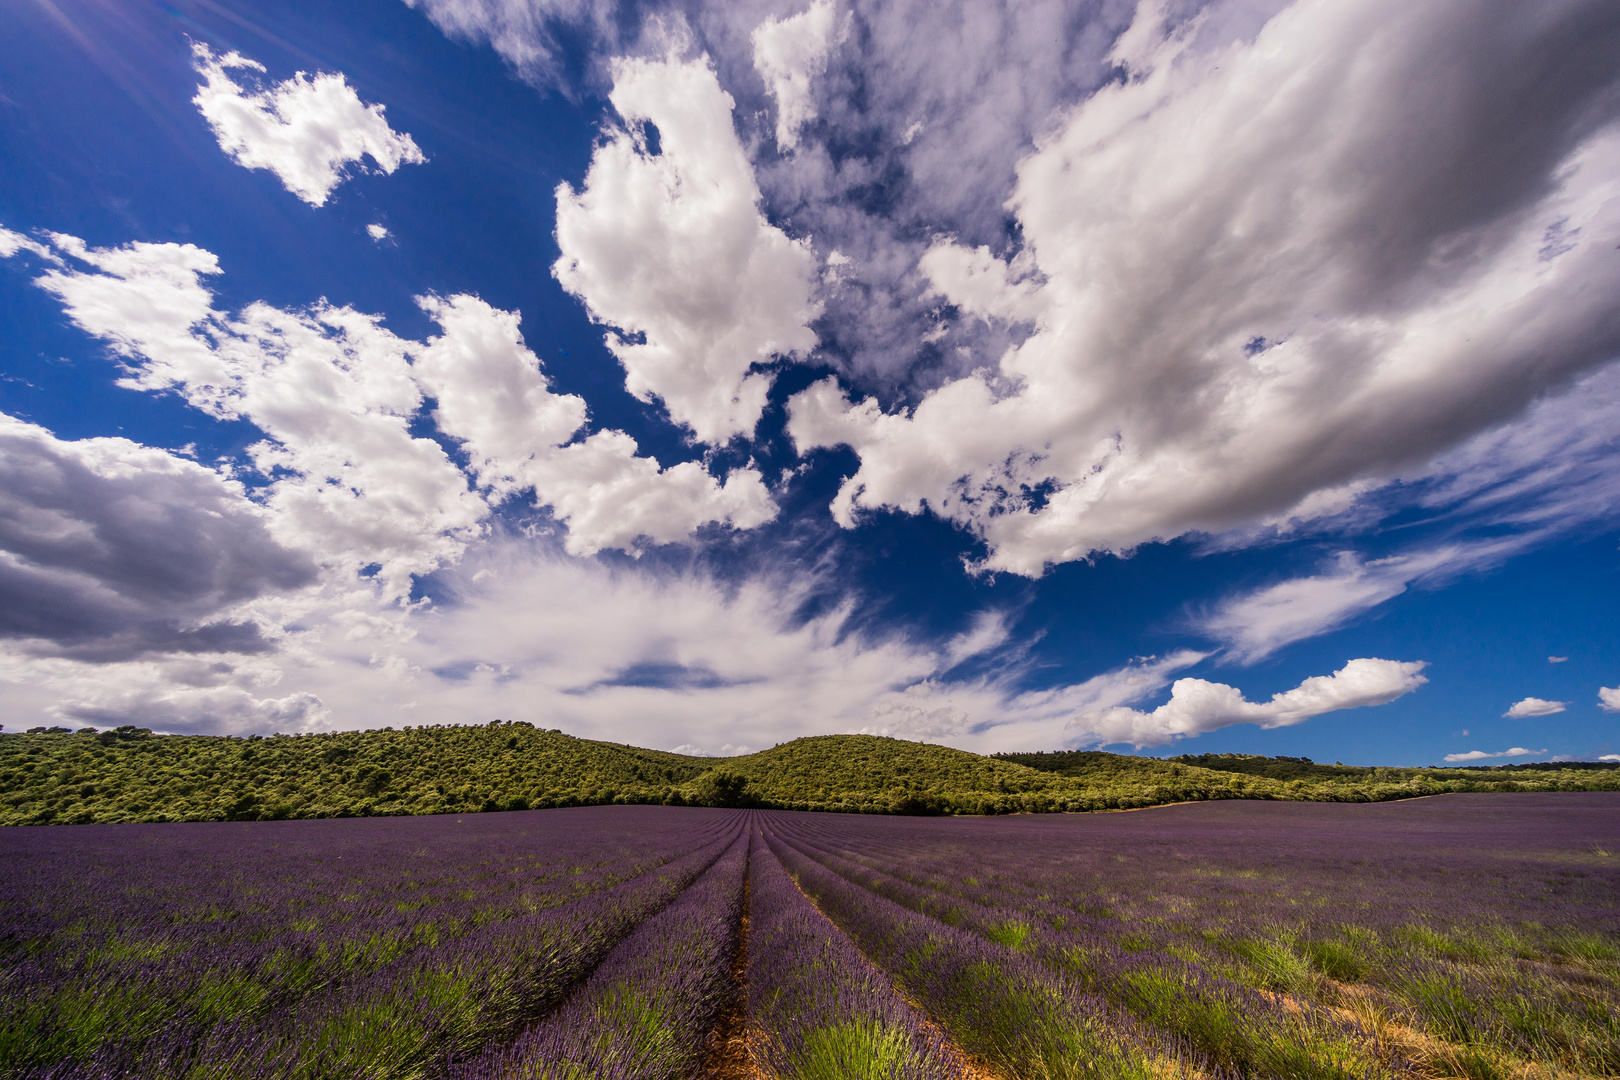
744, 829, 965, 1080
447, 830, 749, 1080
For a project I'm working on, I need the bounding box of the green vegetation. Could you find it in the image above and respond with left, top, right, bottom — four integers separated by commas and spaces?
1, 725, 1616, 825
0, 722, 708, 825
1000, 748, 1620, 803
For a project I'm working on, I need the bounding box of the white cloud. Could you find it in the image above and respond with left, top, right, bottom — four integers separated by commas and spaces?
1444, 747, 1545, 763
413, 293, 777, 555
0, 645, 330, 736
1600, 753, 1620, 763
1504, 697, 1567, 719
789, 0, 1620, 575
863, 649, 1210, 750
35, 234, 225, 393
1191, 359, 1620, 661
258, 549, 1244, 755
409, 293, 589, 498
1199, 541, 1526, 663
750, 0, 1138, 396
861, 682, 974, 742
22, 233, 771, 592
1071, 658, 1428, 748
366, 224, 391, 240
402, 0, 619, 92
752, 0, 844, 152
0, 226, 59, 263
191, 43, 425, 206
1200, 553, 1421, 664
38, 236, 485, 596
941, 609, 1011, 668
1597, 686, 1620, 712
918, 240, 1044, 327
553, 51, 820, 444
1549, 655, 1568, 663
1406, 362, 1620, 538
265, 542, 950, 751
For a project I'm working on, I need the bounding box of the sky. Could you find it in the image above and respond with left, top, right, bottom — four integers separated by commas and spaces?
1, 0, 1618, 766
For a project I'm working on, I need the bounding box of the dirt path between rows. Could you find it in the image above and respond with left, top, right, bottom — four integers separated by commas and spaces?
699, 863, 760, 1080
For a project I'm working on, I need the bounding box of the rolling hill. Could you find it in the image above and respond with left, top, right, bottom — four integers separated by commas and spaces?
1, 722, 1615, 825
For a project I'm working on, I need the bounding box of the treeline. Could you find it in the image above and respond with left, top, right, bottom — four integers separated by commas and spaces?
2, 725, 1617, 825
996, 748, 1620, 802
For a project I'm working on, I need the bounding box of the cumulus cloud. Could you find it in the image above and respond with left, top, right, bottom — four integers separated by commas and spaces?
366, 224, 391, 240
1504, 697, 1567, 718
1600, 686, 1620, 712
191, 43, 425, 206
747, 0, 1132, 395
917, 241, 1044, 327
20, 232, 772, 591
752, 0, 844, 151
1070, 658, 1429, 748
554, 51, 820, 443
34, 237, 484, 595
790, 0, 1620, 575
1444, 747, 1545, 763
413, 293, 776, 555
0, 413, 316, 661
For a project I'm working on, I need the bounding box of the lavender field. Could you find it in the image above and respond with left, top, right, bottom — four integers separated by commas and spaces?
1, 796, 1616, 1080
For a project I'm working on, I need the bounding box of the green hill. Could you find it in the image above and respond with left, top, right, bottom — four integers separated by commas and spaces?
1, 723, 1616, 825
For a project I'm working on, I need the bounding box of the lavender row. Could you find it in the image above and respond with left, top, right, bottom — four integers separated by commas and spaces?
770, 798, 1620, 1076
447, 830, 750, 1080
777, 797, 1620, 939
761, 830, 1190, 1080
772, 822, 1398, 1079
1, 808, 733, 975
3, 809, 743, 1078
744, 830, 964, 1080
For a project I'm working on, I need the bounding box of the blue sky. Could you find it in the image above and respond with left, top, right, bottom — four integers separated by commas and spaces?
1, 0, 1617, 765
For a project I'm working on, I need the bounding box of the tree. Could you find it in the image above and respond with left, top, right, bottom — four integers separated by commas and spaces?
691, 769, 751, 808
